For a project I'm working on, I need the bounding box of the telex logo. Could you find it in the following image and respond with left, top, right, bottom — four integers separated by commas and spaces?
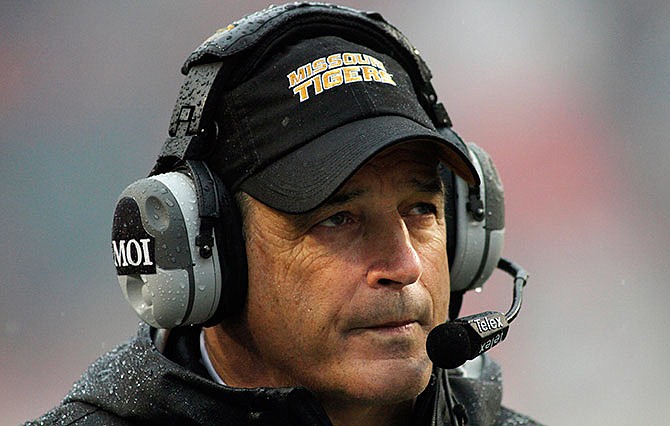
479, 331, 505, 355
287, 52, 396, 102
473, 316, 505, 333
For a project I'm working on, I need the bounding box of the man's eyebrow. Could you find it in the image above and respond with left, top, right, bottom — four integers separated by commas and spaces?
322, 178, 443, 210
288, 179, 443, 230
410, 177, 444, 195
287, 189, 366, 231
322, 188, 367, 208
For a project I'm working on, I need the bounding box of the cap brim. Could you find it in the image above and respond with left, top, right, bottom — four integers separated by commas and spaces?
239, 115, 480, 213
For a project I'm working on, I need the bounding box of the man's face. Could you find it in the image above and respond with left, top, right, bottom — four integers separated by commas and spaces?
242, 141, 450, 405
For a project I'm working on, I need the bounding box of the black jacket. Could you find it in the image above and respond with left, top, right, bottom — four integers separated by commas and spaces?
26, 324, 542, 425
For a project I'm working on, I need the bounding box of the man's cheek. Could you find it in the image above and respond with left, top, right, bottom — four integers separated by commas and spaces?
418, 247, 451, 319
419, 237, 449, 277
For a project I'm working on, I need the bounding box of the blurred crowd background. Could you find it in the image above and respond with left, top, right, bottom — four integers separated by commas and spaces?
2, 2, 669, 425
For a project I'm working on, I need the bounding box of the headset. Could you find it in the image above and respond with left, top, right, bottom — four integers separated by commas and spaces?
111, 3, 508, 330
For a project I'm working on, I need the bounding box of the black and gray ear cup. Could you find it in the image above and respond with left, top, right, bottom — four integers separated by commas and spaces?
111, 161, 246, 328
443, 140, 505, 296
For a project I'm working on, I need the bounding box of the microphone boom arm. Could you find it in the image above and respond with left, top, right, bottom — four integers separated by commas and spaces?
497, 257, 529, 323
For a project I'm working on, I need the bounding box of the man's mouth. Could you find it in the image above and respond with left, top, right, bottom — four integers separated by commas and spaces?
352, 320, 421, 334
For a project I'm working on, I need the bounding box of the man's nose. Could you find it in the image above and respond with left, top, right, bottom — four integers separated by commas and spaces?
365, 216, 423, 288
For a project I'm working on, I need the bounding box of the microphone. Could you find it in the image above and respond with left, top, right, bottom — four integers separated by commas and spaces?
426, 258, 529, 369
426, 311, 509, 369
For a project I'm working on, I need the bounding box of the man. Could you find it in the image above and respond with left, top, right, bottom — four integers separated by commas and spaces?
27, 3, 541, 425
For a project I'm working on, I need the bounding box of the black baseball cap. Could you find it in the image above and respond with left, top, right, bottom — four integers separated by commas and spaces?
210, 35, 479, 213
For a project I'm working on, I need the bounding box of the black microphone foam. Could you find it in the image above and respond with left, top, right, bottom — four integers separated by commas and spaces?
426, 311, 509, 369
426, 322, 472, 369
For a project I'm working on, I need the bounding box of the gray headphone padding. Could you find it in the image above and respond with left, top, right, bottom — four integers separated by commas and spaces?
448, 143, 505, 293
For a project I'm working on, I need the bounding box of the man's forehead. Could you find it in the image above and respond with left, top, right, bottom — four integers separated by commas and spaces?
343, 141, 443, 184
334, 169, 443, 199
327, 145, 444, 204
367, 140, 444, 165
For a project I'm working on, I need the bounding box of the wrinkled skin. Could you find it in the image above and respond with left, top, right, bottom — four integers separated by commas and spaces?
205, 141, 451, 425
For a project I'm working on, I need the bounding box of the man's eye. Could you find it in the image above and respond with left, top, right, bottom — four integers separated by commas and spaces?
317, 212, 353, 228
407, 203, 437, 216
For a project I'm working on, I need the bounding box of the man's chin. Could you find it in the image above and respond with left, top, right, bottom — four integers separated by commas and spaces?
326, 356, 433, 405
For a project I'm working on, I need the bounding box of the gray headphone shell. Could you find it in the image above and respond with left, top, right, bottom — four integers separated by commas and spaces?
113, 172, 222, 328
